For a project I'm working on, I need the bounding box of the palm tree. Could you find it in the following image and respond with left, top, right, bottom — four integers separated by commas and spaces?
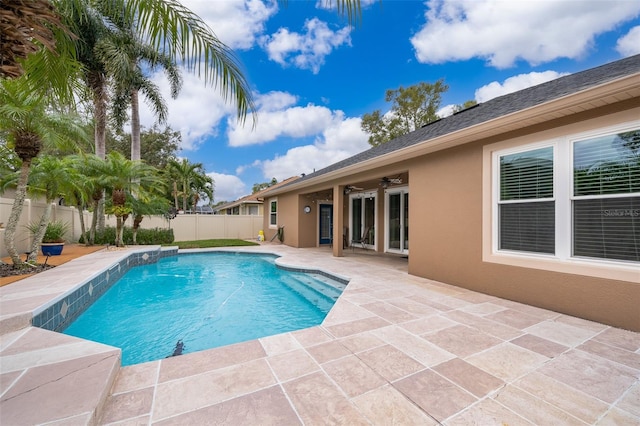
0, 78, 86, 265
97, 28, 182, 161
98, 152, 166, 246
167, 159, 213, 213
0, 0, 63, 79
24, 156, 81, 262
57, 0, 257, 158
129, 195, 170, 245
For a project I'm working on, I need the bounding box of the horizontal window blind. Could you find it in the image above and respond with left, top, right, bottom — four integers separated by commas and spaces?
499, 202, 555, 254
574, 130, 640, 196
573, 197, 640, 261
500, 147, 553, 201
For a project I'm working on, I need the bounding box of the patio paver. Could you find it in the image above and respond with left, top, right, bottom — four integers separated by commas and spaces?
0, 244, 638, 425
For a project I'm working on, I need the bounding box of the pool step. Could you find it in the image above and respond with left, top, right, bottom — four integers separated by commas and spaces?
0, 327, 121, 425
278, 274, 343, 312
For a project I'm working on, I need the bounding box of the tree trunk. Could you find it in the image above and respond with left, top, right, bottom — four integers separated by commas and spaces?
91, 72, 107, 231
173, 181, 179, 209
116, 216, 124, 247
76, 201, 87, 244
27, 203, 52, 263
130, 89, 141, 161
89, 198, 99, 245
132, 214, 143, 245
182, 182, 188, 212
3, 160, 31, 265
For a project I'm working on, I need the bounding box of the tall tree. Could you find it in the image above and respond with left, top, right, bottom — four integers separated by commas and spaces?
452, 99, 478, 114
97, 21, 182, 161
361, 80, 449, 146
167, 159, 213, 212
0, 78, 86, 265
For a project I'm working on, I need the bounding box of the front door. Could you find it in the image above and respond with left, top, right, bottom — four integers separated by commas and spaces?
319, 204, 333, 245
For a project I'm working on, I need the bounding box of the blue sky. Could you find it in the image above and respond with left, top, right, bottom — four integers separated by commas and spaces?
137, 0, 640, 202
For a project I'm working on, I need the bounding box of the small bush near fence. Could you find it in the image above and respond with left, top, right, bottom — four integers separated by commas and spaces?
80, 227, 174, 245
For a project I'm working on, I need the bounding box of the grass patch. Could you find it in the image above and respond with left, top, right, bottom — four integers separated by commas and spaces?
168, 239, 259, 249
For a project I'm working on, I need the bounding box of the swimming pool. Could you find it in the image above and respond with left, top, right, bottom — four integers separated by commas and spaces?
63, 252, 347, 365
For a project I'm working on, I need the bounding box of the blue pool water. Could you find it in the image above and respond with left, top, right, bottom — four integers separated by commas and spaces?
63, 252, 346, 365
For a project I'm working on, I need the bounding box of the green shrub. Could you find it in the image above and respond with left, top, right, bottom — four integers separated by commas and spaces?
81, 226, 174, 245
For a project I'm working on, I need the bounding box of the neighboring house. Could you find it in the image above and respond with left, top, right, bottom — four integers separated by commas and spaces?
215, 176, 300, 216
264, 55, 640, 331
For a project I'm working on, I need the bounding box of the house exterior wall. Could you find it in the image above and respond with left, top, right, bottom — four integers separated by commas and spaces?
409, 105, 640, 331
264, 194, 299, 245
298, 195, 318, 247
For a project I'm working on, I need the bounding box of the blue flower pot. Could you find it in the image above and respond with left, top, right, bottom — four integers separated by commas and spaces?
41, 243, 64, 256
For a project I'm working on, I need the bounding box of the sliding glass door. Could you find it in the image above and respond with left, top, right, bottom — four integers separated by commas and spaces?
386, 187, 409, 254
350, 191, 376, 249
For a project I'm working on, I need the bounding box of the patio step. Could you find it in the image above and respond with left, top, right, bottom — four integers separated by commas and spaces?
0, 327, 121, 425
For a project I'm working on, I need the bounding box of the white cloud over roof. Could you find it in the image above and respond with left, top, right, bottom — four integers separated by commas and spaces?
411, 0, 640, 68
208, 172, 248, 202
475, 71, 569, 102
245, 114, 369, 181
616, 25, 640, 56
227, 92, 338, 146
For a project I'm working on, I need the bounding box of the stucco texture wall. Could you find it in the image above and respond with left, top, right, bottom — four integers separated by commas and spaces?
408, 142, 640, 331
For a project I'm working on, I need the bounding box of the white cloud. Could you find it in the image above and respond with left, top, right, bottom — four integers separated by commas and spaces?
260, 18, 351, 73
227, 92, 337, 146
616, 25, 640, 56
179, 0, 278, 49
437, 104, 456, 118
138, 69, 234, 151
255, 91, 298, 112
258, 114, 370, 180
475, 70, 569, 102
208, 172, 248, 202
411, 0, 640, 68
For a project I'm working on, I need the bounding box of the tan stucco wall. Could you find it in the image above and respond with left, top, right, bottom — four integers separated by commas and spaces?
408, 106, 640, 331
263, 194, 299, 245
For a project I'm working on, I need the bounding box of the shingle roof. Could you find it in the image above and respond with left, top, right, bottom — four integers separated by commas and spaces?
291, 54, 640, 185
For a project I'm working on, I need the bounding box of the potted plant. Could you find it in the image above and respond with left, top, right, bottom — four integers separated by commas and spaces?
28, 220, 70, 256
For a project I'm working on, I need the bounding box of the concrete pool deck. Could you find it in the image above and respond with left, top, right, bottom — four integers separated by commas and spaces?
1, 244, 639, 425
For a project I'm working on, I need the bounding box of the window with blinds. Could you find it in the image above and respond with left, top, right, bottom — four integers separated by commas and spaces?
573, 130, 640, 261
498, 146, 555, 254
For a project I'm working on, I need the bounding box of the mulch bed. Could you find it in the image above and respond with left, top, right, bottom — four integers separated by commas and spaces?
0, 262, 55, 278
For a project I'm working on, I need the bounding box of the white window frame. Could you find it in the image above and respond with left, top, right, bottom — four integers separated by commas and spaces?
493, 142, 557, 257
269, 198, 278, 228
483, 119, 640, 282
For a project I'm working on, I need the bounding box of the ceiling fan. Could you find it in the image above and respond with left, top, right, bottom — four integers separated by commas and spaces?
380, 177, 402, 188
343, 184, 363, 194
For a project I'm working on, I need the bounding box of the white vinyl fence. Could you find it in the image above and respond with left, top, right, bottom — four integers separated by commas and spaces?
0, 196, 264, 258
